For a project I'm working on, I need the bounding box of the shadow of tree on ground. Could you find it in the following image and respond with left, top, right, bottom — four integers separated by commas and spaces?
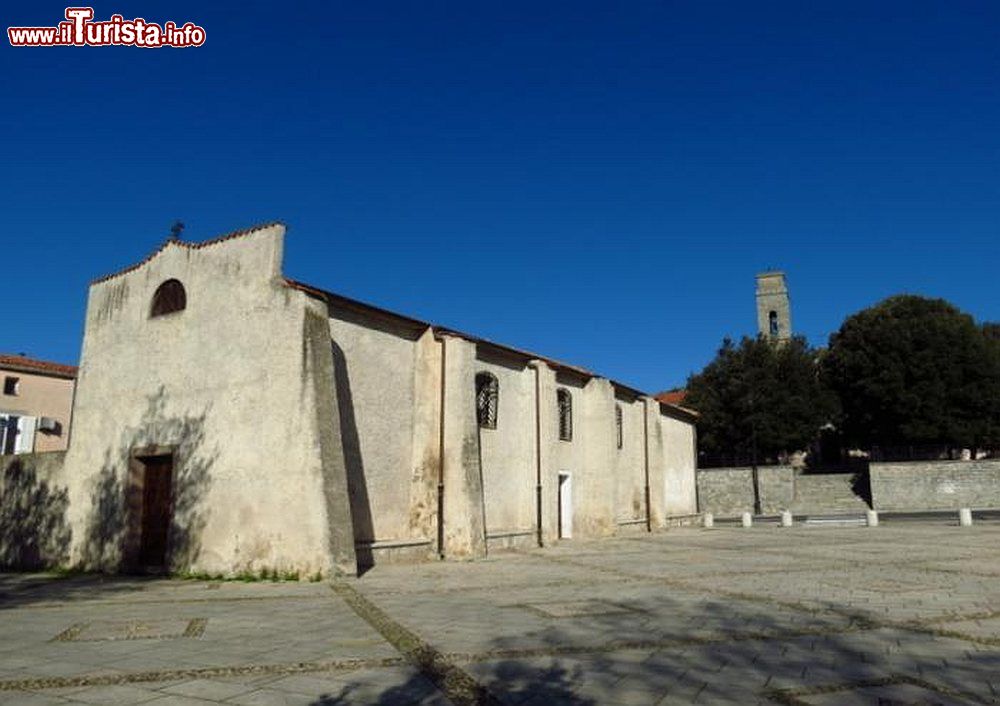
0, 571, 164, 611
1, 554, 997, 703
303, 581, 1000, 705
308, 657, 587, 705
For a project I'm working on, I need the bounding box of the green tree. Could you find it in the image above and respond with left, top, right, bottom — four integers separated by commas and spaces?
685, 335, 835, 464
822, 295, 1000, 452
980, 323, 1000, 449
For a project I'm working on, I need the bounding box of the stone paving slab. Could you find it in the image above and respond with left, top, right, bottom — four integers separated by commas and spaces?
348, 525, 1000, 703
4, 524, 1000, 703
1, 584, 397, 684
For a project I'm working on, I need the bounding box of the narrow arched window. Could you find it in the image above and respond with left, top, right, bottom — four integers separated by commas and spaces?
615, 404, 623, 449
475, 372, 498, 429
768, 310, 779, 336
557, 388, 573, 441
150, 279, 186, 317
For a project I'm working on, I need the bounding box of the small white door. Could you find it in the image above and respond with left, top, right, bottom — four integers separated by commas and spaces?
558, 472, 572, 539
16, 416, 36, 454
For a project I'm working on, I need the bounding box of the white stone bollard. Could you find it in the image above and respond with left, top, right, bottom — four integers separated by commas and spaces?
741, 512, 753, 528
703, 512, 714, 529
959, 508, 973, 527
780, 510, 793, 527
866, 510, 879, 527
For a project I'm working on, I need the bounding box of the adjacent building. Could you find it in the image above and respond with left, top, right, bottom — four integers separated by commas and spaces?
0, 354, 76, 454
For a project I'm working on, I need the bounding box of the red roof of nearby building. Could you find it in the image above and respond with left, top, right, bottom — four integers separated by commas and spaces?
0, 354, 78, 379
654, 389, 687, 406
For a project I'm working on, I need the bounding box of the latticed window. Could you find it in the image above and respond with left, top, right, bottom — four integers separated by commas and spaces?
475, 372, 499, 429
557, 388, 573, 441
615, 404, 623, 449
150, 279, 187, 317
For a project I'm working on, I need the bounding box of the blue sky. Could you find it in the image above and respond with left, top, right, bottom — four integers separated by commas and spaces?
3, 1, 998, 391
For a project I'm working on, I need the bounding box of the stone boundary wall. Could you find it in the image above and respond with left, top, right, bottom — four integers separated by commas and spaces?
870, 459, 1000, 511
695, 466, 795, 517
0, 451, 70, 569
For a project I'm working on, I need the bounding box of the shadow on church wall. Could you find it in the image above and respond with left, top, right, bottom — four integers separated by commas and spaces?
80, 387, 216, 573
0, 457, 71, 570
331, 341, 375, 575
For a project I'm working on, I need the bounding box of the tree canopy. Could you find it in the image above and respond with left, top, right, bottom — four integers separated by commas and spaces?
821, 295, 1000, 451
685, 335, 836, 465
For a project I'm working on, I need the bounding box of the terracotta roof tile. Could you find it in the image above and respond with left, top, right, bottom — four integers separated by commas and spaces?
655, 390, 687, 406
654, 389, 698, 418
0, 354, 77, 379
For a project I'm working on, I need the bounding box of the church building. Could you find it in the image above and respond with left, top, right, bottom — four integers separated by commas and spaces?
19, 223, 698, 576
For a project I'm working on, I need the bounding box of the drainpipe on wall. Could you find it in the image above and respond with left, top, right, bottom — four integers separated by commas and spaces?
65, 376, 79, 451
692, 425, 701, 514
532, 362, 544, 547
643, 397, 652, 533
437, 336, 446, 560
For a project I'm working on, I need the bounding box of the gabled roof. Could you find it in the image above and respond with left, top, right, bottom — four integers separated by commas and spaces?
285, 277, 696, 420
85, 222, 694, 421
91, 221, 285, 285
285, 278, 596, 378
0, 354, 77, 379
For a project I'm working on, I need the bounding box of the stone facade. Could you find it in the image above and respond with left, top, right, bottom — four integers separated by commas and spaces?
871, 459, 1000, 511
1, 223, 699, 576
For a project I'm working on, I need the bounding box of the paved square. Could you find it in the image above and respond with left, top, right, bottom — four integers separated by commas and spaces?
2, 524, 1000, 704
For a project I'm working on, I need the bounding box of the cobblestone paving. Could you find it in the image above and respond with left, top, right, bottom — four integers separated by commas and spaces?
2, 524, 1000, 704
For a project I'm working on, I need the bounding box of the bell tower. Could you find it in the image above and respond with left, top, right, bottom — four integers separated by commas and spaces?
756, 271, 791, 342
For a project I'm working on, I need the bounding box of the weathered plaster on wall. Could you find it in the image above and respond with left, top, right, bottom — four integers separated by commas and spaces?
62, 225, 337, 575
6, 223, 700, 575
